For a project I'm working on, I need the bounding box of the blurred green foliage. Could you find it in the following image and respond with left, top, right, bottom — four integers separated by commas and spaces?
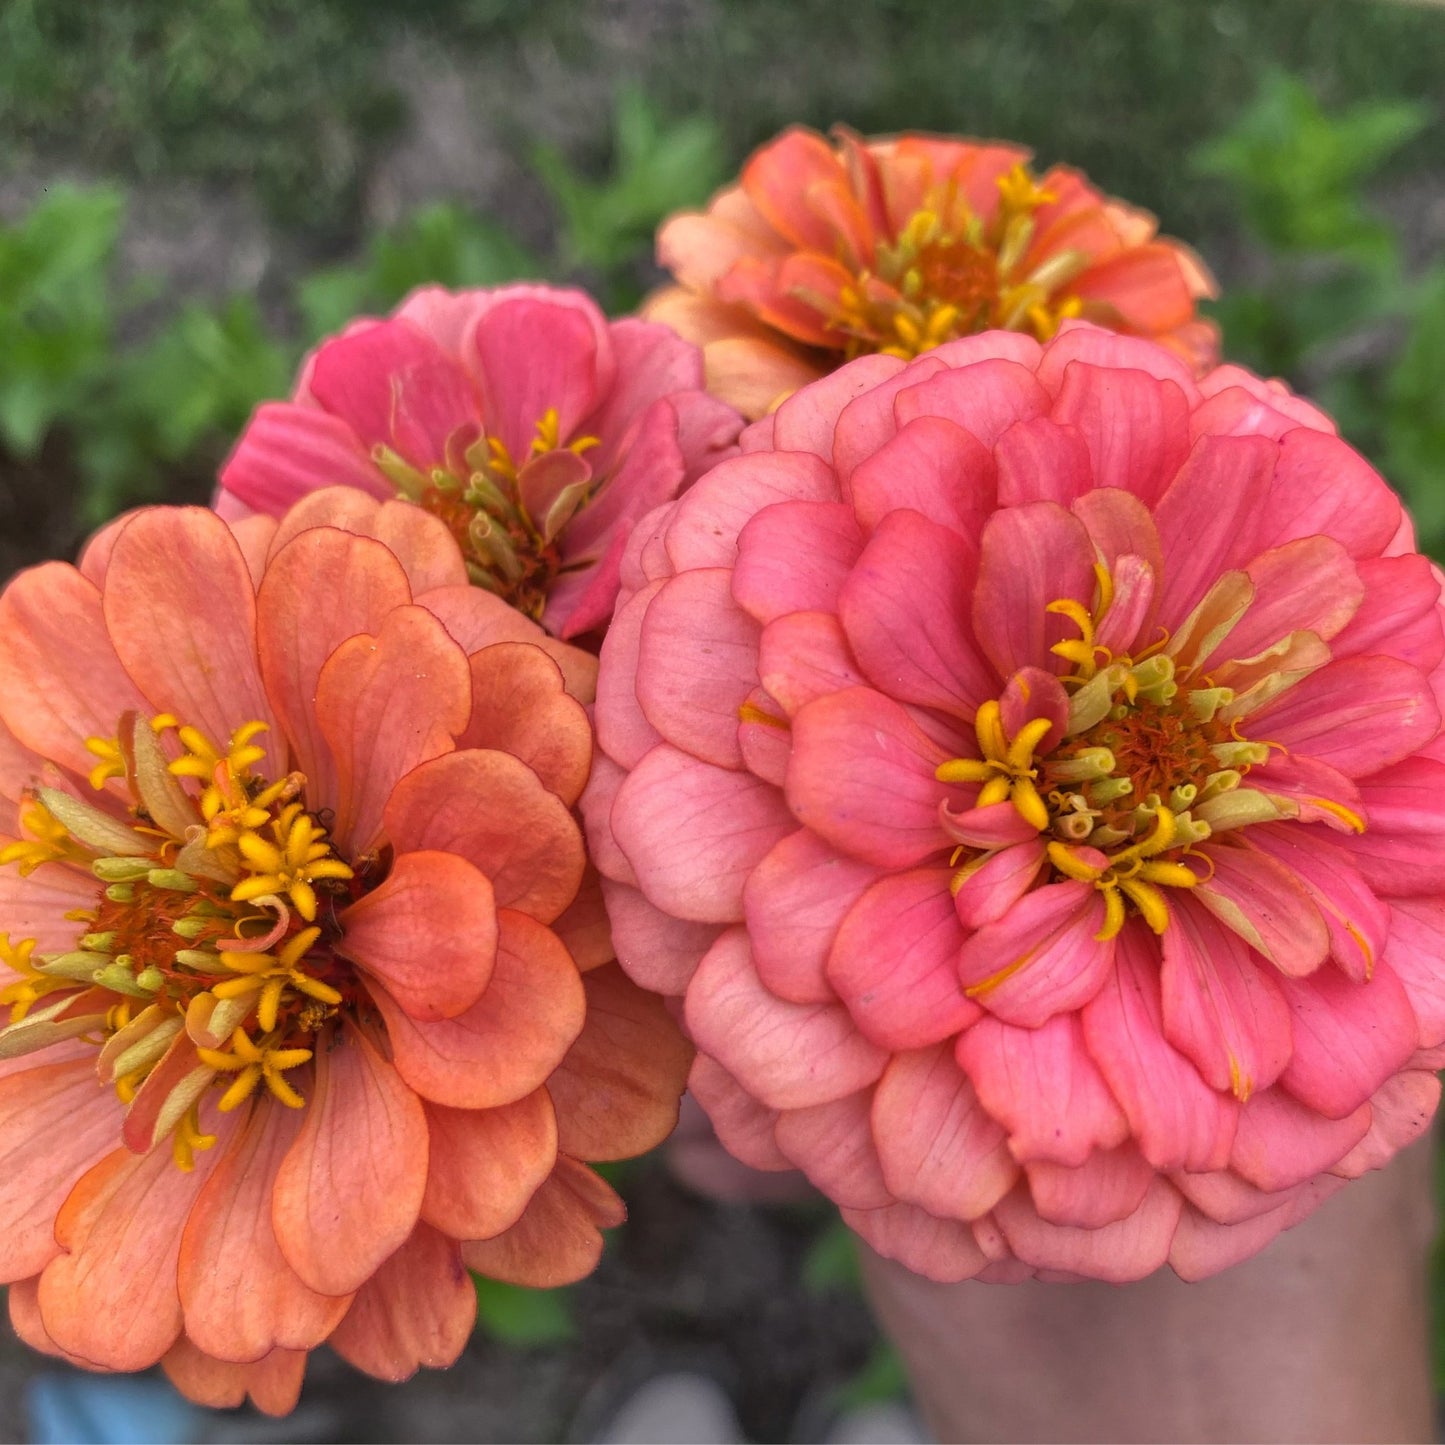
472, 1275, 575, 1348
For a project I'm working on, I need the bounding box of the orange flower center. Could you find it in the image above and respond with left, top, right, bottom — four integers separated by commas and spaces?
0, 713, 368, 1168
374, 407, 598, 621
819, 164, 1090, 361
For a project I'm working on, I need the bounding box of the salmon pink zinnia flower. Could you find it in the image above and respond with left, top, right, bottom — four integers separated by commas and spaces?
0, 491, 691, 1412
650, 126, 1219, 418
586, 324, 1445, 1284
216, 285, 742, 642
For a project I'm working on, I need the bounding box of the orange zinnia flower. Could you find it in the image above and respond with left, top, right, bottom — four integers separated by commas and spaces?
0, 491, 691, 1413
649, 126, 1219, 417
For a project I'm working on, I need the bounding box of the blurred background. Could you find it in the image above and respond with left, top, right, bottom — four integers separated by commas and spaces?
2, 0, 1445, 1439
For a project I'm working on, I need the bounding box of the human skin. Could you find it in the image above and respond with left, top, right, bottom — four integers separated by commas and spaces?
860, 1139, 1437, 1444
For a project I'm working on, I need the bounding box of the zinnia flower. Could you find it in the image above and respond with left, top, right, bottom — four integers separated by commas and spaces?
649, 126, 1219, 418
216, 285, 742, 640
0, 490, 691, 1412
585, 323, 1445, 1284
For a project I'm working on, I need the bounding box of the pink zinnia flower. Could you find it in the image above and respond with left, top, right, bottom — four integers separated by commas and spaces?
217, 285, 743, 640
586, 324, 1445, 1284
0, 490, 691, 1412
649, 126, 1219, 419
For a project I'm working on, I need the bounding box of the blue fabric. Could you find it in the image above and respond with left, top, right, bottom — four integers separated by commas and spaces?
26, 1371, 201, 1445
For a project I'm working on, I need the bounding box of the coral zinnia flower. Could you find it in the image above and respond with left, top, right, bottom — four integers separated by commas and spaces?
649, 126, 1219, 419
585, 324, 1445, 1284
216, 285, 742, 641
0, 490, 691, 1412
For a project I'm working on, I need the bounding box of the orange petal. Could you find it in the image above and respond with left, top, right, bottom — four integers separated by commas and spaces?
551, 864, 616, 972
371, 909, 585, 1110
328, 1223, 476, 1381
703, 336, 822, 421
0, 1054, 120, 1284
267, 489, 468, 596
457, 643, 592, 807
741, 126, 847, 251
39, 1130, 228, 1371
421, 1089, 557, 1241
8, 1274, 106, 1369
418, 583, 598, 703
256, 527, 412, 817
315, 603, 470, 854
383, 750, 586, 923
162, 1337, 306, 1417
338, 849, 497, 1021
0, 562, 149, 780
546, 964, 692, 1161
102, 508, 276, 752
271, 1026, 428, 1297
460, 1154, 624, 1288
178, 1098, 353, 1361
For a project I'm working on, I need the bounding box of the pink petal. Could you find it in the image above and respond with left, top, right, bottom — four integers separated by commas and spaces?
636, 568, 761, 770
599, 877, 721, 996
849, 415, 997, 535
1080, 922, 1238, 1171
956, 1012, 1128, 1167
218, 402, 392, 514
838, 509, 996, 717
952, 838, 1048, 930
1150, 435, 1277, 628
1036, 325, 1202, 398
1193, 842, 1329, 978
1276, 959, 1418, 1119
0, 858, 111, 952
893, 359, 1051, 449
271, 1026, 427, 1297
757, 610, 864, 715
371, 910, 585, 1110
1228, 1086, 1371, 1193
611, 744, 794, 923
1025, 1143, 1154, 1228
826, 867, 978, 1049
329, 1223, 475, 1381
972, 501, 1097, 678
1330, 1069, 1441, 1179
339, 849, 496, 1021
871, 1044, 1018, 1221
178, 1099, 351, 1360
256, 527, 412, 813
993, 416, 1092, 507
772, 1089, 893, 1210
1256, 428, 1403, 560
993, 1175, 1183, 1284
743, 829, 881, 1004
1328, 758, 1445, 896
770, 353, 908, 461
1166, 1201, 1293, 1283
839, 1200, 989, 1284
1331, 555, 1444, 671
732, 500, 863, 624
315, 604, 469, 854
1382, 897, 1445, 1046
421, 1091, 557, 1240
662, 452, 839, 572
1159, 896, 1292, 1099
685, 928, 887, 1110
1247, 655, 1438, 777
383, 749, 585, 924
595, 581, 666, 770
831, 355, 949, 487
785, 687, 955, 868
957, 882, 1113, 1027
1049, 362, 1190, 503
1245, 825, 1389, 983
687, 1053, 791, 1173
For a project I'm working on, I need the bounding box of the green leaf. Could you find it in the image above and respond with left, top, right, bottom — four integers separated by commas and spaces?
835, 1340, 909, 1412
803, 1218, 863, 1295
471, 1274, 575, 1348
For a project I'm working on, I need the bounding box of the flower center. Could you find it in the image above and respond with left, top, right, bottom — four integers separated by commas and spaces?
814, 164, 1090, 361
0, 713, 364, 1168
375, 407, 598, 621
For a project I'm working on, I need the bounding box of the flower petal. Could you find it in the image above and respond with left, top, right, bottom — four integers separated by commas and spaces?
773, 1089, 892, 1210
1228, 1086, 1371, 1193
162, 1339, 306, 1417
272, 1026, 428, 1297
372, 909, 584, 1110
732, 500, 863, 624
850, 415, 997, 535
338, 849, 497, 1021
1193, 842, 1329, 978
840, 1200, 989, 1284
1025, 1143, 1154, 1228
546, 964, 693, 1160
